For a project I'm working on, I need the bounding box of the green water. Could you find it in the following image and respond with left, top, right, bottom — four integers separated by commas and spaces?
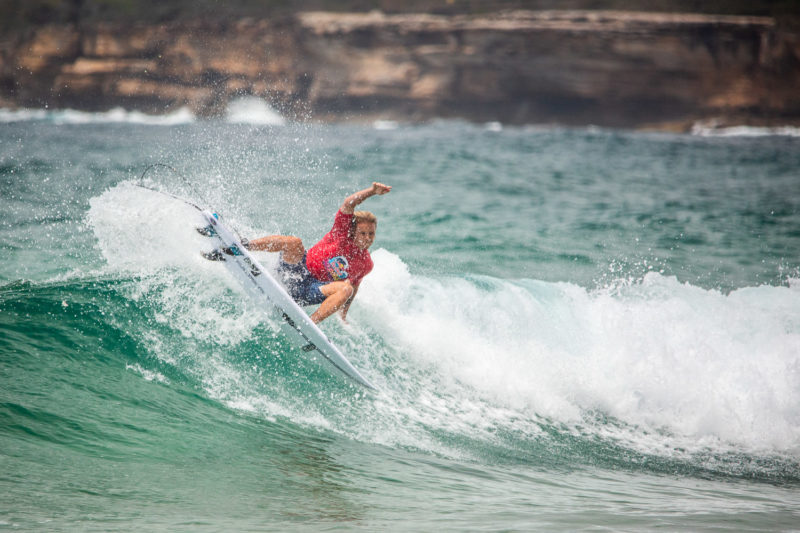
1, 117, 799, 530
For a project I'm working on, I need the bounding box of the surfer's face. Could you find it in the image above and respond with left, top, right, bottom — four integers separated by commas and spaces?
353, 222, 376, 250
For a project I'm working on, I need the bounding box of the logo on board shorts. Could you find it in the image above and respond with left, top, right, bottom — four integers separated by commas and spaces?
325, 256, 349, 280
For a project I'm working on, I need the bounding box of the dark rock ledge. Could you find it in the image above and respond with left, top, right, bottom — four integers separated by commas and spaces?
1, 10, 799, 129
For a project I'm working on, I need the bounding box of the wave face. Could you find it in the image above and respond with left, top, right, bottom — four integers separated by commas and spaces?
1, 120, 799, 530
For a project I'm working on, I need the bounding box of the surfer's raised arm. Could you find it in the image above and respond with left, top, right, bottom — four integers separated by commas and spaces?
340, 182, 392, 214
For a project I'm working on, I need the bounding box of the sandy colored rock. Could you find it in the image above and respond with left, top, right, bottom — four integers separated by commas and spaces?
1, 11, 798, 128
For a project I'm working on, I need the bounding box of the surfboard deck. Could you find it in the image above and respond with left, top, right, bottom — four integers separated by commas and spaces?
198, 211, 378, 391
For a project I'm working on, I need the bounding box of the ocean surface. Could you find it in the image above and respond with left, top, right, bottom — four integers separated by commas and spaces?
1, 104, 799, 531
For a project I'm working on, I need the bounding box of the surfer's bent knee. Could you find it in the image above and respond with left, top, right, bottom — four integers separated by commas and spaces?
282, 236, 305, 264
340, 280, 354, 298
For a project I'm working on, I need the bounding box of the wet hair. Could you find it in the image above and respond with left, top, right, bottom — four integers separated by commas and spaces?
350, 210, 377, 237
353, 211, 377, 225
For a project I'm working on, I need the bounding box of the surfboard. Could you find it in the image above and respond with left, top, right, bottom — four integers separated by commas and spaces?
198, 210, 378, 391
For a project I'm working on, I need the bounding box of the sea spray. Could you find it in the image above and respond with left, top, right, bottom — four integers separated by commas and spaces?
225, 97, 286, 126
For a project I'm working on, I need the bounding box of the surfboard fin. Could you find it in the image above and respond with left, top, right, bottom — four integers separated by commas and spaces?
203, 244, 243, 258
201, 250, 226, 261
196, 225, 216, 237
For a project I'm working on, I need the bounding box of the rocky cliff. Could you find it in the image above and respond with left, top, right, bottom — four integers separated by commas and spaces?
2, 10, 799, 129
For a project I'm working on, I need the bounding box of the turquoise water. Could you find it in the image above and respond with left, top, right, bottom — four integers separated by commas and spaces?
1, 114, 799, 531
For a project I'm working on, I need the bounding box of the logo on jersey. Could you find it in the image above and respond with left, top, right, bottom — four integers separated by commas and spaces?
325, 256, 349, 280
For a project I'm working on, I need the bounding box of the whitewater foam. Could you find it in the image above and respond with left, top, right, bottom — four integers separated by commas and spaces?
86, 183, 269, 343
359, 249, 800, 454
225, 97, 286, 126
373, 120, 399, 130
126, 363, 170, 384
0, 106, 195, 125
691, 120, 800, 137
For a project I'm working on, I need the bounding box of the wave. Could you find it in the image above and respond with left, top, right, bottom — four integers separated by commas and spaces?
78, 183, 800, 476
0, 106, 196, 125
4, 261, 799, 482
367, 250, 800, 448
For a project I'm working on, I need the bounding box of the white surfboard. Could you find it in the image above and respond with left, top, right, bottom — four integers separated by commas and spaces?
199, 211, 378, 391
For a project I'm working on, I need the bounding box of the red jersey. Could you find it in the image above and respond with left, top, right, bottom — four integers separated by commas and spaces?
306, 210, 373, 287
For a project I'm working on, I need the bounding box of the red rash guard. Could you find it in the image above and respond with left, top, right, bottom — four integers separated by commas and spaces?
306, 210, 373, 287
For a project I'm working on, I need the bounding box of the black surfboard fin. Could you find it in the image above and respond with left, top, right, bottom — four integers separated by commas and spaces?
196, 225, 216, 237
201, 250, 226, 261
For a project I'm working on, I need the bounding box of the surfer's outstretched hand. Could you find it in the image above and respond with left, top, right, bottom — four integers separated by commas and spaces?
342, 182, 392, 213
371, 182, 392, 195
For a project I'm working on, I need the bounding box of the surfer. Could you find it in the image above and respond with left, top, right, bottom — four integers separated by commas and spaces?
245, 182, 391, 324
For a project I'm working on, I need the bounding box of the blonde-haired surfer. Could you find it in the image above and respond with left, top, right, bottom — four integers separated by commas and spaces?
246, 182, 391, 323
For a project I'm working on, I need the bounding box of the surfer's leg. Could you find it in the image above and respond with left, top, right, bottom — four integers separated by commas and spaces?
310, 281, 354, 324
247, 235, 305, 264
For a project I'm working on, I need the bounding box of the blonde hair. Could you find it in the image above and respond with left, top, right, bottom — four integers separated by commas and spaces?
350, 210, 377, 237
353, 211, 377, 225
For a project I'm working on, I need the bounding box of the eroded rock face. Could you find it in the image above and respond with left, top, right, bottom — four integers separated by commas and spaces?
1, 10, 798, 128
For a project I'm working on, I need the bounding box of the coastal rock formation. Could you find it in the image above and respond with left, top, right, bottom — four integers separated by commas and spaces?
1, 10, 799, 128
